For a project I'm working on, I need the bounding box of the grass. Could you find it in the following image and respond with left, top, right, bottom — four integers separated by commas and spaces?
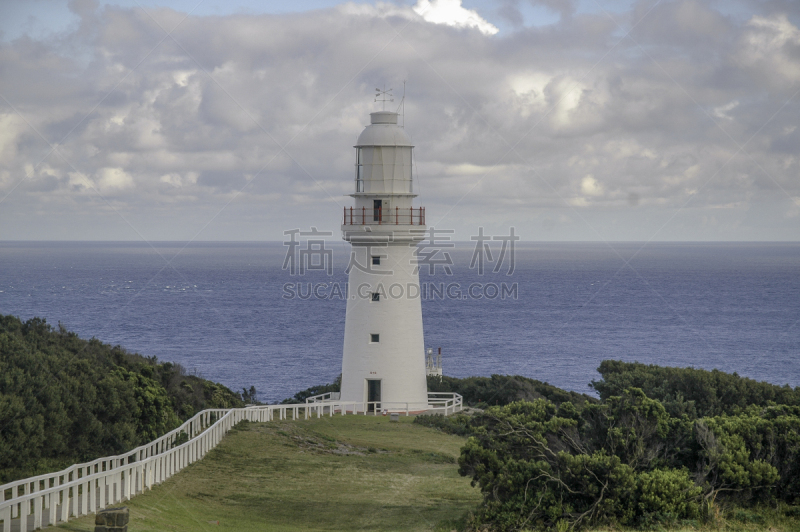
56, 415, 481, 532
54, 414, 800, 531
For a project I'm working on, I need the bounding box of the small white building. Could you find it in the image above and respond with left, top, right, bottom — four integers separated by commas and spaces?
339, 110, 429, 412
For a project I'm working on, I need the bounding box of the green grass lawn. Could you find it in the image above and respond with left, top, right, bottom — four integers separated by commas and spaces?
57, 415, 481, 532
54, 414, 800, 532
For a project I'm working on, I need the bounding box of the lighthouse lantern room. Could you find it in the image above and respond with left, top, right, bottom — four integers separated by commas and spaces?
340, 110, 429, 412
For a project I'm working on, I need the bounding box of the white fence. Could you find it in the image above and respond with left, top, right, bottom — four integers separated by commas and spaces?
305, 392, 340, 403
305, 392, 462, 417
0, 393, 462, 532
426, 393, 463, 415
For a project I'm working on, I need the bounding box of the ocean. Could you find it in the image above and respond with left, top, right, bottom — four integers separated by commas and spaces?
0, 241, 798, 403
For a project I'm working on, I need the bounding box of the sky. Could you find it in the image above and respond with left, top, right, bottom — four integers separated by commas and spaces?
0, 0, 798, 241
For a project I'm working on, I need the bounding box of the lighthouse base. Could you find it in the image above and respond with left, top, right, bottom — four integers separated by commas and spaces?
339, 238, 428, 410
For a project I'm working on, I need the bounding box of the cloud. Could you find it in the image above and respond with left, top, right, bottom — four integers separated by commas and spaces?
631, 0, 732, 48
580, 175, 603, 197
713, 100, 739, 120
0, 114, 26, 161
0, 1, 798, 241
96, 167, 134, 191
413, 0, 499, 35
531, 0, 575, 20
736, 14, 800, 88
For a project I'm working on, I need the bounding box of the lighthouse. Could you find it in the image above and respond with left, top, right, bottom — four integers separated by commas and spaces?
339, 109, 429, 412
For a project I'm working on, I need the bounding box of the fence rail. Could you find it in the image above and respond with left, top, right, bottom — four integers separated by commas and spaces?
342, 206, 425, 226
305, 392, 340, 403
1, 393, 461, 532
305, 392, 462, 417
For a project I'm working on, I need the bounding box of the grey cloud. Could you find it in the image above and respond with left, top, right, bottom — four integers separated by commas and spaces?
529, 0, 576, 20
196, 170, 248, 190
630, 0, 734, 48
495, 1, 525, 27
0, 0, 798, 241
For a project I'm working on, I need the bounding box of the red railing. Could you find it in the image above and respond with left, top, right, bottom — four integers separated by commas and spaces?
343, 206, 426, 226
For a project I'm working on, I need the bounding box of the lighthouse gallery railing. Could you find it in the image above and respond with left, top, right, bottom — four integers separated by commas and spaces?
343, 206, 425, 226
0, 393, 461, 532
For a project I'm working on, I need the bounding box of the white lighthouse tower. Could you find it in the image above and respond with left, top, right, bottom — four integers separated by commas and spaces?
339, 109, 429, 412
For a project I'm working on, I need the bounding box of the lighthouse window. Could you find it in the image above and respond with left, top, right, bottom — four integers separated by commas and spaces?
370, 333, 380, 343
371, 256, 380, 265
355, 148, 364, 192
371, 292, 380, 302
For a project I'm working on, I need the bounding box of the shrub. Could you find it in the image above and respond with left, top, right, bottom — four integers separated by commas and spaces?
0, 315, 243, 482
591, 360, 800, 418
635, 468, 701, 522
413, 413, 472, 436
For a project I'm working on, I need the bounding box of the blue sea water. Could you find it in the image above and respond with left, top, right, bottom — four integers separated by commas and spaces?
0, 241, 798, 403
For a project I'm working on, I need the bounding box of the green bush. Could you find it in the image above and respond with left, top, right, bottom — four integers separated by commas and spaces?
281, 374, 341, 404
635, 468, 701, 522
591, 360, 800, 418
694, 413, 782, 502
428, 374, 596, 408
413, 413, 472, 436
0, 315, 244, 482
458, 398, 708, 530
456, 372, 800, 530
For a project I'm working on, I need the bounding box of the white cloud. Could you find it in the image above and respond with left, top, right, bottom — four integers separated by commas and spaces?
580, 175, 603, 197
96, 167, 134, 191
413, 0, 499, 35
160, 172, 198, 188
0, 1, 798, 241
737, 14, 800, 87
0, 114, 25, 161
444, 163, 504, 175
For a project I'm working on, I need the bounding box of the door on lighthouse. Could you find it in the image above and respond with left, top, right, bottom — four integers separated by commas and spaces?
367, 379, 381, 412
373, 199, 382, 223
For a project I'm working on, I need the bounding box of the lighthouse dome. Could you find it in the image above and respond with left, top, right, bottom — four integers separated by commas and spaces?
355, 112, 413, 147
353, 111, 415, 196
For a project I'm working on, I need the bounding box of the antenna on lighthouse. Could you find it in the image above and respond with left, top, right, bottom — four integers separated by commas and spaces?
396, 80, 406, 128
374, 85, 393, 110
